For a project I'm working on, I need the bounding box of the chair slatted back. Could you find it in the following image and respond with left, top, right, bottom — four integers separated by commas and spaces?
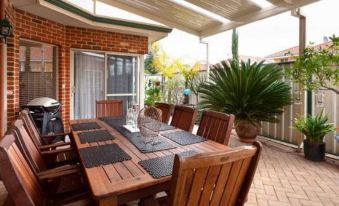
168, 141, 262, 206
21, 109, 44, 146
197, 111, 235, 145
170, 106, 198, 132
155, 102, 174, 124
96, 100, 124, 118
0, 133, 46, 206
12, 119, 47, 173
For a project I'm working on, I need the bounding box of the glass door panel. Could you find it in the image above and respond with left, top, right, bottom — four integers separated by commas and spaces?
74, 51, 105, 119
106, 55, 138, 113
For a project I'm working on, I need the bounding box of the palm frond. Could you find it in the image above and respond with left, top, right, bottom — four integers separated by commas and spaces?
200, 60, 292, 124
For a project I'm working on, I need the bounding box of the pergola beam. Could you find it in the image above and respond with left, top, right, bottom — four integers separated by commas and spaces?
200, 0, 318, 38
99, 0, 200, 36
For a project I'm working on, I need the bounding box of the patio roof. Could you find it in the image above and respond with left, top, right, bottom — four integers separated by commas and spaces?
99, 0, 319, 38
13, 0, 319, 42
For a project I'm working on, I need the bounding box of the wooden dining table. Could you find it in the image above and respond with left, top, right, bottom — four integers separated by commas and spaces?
70, 118, 231, 206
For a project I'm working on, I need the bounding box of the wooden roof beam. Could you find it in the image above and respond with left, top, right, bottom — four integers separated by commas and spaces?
99, 0, 200, 36
200, 0, 318, 38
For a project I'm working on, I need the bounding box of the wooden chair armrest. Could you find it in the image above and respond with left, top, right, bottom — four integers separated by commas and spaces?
38, 167, 81, 180
41, 147, 73, 155
39, 142, 72, 150
41, 133, 70, 138
38, 164, 79, 176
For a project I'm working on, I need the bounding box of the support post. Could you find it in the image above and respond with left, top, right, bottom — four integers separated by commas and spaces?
0, 0, 7, 137
299, 15, 311, 115
292, 9, 307, 152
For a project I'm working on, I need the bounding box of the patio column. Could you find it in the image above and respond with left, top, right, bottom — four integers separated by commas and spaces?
298, 15, 312, 115
292, 9, 307, 152
0, 0, 8, 137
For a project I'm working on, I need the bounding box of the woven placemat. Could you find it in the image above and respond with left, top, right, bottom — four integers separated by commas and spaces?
78, 130, 115, 144
100, 117, 126, 128
162, 131, 206, 145
139, 150, 197, 178
71, 122, 101, 131
159, 123, 176, 131
114, 126, 176, 153
79, 144, 131, 168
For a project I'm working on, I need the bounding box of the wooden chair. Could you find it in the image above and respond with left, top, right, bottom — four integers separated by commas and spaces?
96, 99, 123, 118
197, 110, 235, 145
140, 141, 262, 206
155, 102, 174, 124
20, 109, 72, 147
12, 119, 79, 175
170, 105, 198, 132
0, 133, 92, 206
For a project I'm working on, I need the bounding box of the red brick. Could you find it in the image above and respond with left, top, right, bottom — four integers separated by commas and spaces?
5, 6, 148, 128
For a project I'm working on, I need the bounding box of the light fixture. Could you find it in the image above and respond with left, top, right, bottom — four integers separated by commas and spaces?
0, 16, 12, 44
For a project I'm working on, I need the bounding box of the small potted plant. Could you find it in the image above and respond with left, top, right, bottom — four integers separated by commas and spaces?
293, 111, 335, 161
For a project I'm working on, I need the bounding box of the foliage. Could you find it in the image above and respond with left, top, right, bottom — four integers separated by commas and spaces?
144, 79, 161, 106
232, 28, 239, 65
293, 110, 335, 143
162, 77, 184, 104
189, 74, 207, 105
177, 62, 200, 88
199, 60, 292, 126
286, 35, 339, 94
144, 43, 160, 74
146, 43, 177, 78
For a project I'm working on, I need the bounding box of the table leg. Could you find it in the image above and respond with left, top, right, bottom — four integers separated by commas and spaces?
98, 196, 118, 206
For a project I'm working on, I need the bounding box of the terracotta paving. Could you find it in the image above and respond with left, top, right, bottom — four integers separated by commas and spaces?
230, 136, 339, 206
0, 135, 338, 206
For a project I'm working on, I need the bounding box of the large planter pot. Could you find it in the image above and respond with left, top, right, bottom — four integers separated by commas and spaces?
235, 121, 260, 143
304, 140, 325, 161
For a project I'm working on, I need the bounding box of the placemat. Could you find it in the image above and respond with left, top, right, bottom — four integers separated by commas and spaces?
79, 144, 131, 168
100, 117, 126, 128
162, 131, 206, 145
139, 150, 197, 178
71, 122, 101, 131
159, 123, 176, 131
78, 130, 115, 144
114, 126, 177, 153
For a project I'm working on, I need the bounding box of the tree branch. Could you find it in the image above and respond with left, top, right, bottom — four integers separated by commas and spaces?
319, 86, 339, 95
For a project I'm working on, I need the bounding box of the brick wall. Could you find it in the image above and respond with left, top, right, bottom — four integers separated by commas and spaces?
5, 7, 148, 130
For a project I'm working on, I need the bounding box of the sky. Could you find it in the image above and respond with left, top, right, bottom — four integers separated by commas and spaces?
159, 0, 339, 64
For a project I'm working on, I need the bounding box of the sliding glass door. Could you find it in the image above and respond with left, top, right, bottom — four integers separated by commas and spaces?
106, 55, 138, 114
73, 51, 138, 119
74, 52, 105, 119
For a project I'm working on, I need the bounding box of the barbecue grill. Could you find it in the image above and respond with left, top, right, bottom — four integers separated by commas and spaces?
24, 97, 64, 142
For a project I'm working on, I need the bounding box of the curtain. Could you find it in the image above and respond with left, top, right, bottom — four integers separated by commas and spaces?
74, 52, 105, 119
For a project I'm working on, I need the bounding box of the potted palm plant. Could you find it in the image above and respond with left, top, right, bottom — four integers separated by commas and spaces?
200, 60, 292, 142
293, 111, 335, 161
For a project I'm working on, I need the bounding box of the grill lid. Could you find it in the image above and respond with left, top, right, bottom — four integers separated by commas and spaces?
27, 97, 60, 108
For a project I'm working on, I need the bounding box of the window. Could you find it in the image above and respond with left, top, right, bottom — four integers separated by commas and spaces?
19, 40, 57, 107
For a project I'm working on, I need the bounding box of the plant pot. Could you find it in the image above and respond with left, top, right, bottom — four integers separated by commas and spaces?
235, 121, 260, 143
303, 140, 325, 161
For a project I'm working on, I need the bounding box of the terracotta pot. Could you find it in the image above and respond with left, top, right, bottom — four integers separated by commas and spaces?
235, 120, 260, 143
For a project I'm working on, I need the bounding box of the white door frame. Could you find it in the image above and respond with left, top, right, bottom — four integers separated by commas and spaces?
70, 49, 144, 120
